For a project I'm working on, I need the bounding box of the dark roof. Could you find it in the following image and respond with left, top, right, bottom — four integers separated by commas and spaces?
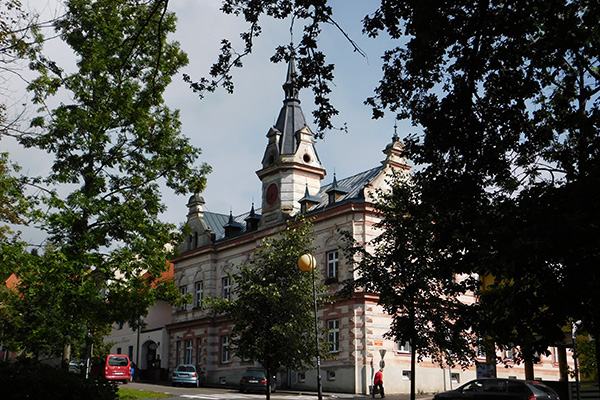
312, 165, 383, 209
201, 165, 384, 243
274, 58, 308, 155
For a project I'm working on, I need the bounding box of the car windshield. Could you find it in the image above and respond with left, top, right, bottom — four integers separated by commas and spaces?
243, 370, 266, 379
462, 381, 484, 392
108, 357, 129, 367
176, 365, 196, 372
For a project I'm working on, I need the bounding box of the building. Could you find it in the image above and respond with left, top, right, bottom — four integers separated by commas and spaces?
166, 59, 573, 394
104, 265, 173, 381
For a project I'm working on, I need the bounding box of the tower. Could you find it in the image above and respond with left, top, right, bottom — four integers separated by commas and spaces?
256, 58, 326, 226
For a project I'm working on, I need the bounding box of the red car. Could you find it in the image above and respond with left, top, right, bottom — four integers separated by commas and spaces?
104, 354, 131, 383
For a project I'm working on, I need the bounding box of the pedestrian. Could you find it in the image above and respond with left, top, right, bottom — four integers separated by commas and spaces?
373, 367, 384, 398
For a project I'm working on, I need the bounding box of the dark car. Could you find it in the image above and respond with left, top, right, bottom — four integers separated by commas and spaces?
171, 364, 204, 387
239, 367, 276, 394
434, 379, 560, 400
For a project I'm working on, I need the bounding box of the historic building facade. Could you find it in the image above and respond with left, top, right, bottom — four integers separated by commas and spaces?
166, 60, 572, 394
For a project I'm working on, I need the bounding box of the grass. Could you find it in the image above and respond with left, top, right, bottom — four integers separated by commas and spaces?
118, 387, 172, 399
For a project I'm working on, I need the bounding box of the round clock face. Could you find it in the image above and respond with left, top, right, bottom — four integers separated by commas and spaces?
266, 183, 279, 205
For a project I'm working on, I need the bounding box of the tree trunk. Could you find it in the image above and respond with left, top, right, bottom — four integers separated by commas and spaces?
524, 359, 534, 380
265, 367, 271, 400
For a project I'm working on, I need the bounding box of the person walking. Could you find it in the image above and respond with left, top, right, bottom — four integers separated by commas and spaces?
373, 368, 385, 398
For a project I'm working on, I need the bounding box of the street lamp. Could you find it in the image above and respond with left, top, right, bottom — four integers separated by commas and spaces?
298, 253, 323, 400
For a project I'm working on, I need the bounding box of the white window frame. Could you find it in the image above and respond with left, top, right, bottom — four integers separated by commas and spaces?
222, 277, 231, 300
179, 286, 188, 311
451, 373, 460, 384
194, 281, 204, 308
504, 347, 515, 361
326, 250, 339, 280
398, 340, 411, 353
221, 335, 230, 363
327, 319, 340, 353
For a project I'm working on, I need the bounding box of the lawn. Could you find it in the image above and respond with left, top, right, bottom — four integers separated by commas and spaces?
118, 387, 172, 399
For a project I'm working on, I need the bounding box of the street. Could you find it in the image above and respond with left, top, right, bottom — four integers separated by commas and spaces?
125, 382, 431, 400
126, 382, 347, 399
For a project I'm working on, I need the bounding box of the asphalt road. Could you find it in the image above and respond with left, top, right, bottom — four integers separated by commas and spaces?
125, 381, 432, 400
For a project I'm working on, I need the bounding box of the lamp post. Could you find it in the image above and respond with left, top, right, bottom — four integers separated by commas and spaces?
298, 253, 323, 400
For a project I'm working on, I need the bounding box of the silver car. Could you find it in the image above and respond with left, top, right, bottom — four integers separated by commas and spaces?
171, 364, 204, 387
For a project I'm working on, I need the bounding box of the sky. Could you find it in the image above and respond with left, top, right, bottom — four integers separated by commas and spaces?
3, 0, 411, 246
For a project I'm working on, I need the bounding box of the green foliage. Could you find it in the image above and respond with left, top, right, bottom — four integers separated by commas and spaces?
206, 217, 331, 387
0, 153, 34, 282
0, 358, 118, 400
577, 336, 598, 381
2, 0, 210, 359
361, 0, 600, 371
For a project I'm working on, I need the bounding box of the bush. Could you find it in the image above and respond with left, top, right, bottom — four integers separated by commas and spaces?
0, 358, 118, 400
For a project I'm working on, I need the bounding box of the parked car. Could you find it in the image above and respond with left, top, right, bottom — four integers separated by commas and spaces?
68, 360, 84, 375
433, 378, 561, 400
171, 364, 204, 387
239, 367, 276, 394
104, 354, 131, 383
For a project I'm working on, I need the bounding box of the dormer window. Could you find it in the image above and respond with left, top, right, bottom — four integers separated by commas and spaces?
299, 185, 321, 214
328, 193, 336, 204
325, 174, 349, 206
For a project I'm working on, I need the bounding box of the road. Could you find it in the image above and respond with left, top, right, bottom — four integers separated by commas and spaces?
125, 382, 348, 399
125, 381, 431, 400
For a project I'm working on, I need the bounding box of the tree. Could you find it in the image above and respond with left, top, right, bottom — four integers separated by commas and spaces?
195, 0, 600, 385
207, 217, 330, 400
3, 0, 210, 361
1, 0, 42, 138
342, 170, 479, 400
360, 0, 600, 378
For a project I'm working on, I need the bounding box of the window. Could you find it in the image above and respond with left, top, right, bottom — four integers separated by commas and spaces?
398, 340, 411, 353
175, 340, 181, 365
552, 347, 560, 363
327, 319, 340, 352
128, 346, 133, 359
477, 342, 486, 359
402, 370, 412, 380
221, 335, 230, 363
297, 372, 306, 382
116, 347, 122, 355
179, 286, 188, 311
194, 281, 204, 308
222, 277, 231, 300
326, 250, 339, 281
196, 338, 202, 365
503, 347, 515, 361
327, 370, 336, 381
451, 373, 460, 384
185, 339, 193, 364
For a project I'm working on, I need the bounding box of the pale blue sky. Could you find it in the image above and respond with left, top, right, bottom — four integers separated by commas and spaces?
4, 0, 411, 245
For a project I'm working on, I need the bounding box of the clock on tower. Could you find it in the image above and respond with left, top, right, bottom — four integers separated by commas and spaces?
266, 183, 278, 205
